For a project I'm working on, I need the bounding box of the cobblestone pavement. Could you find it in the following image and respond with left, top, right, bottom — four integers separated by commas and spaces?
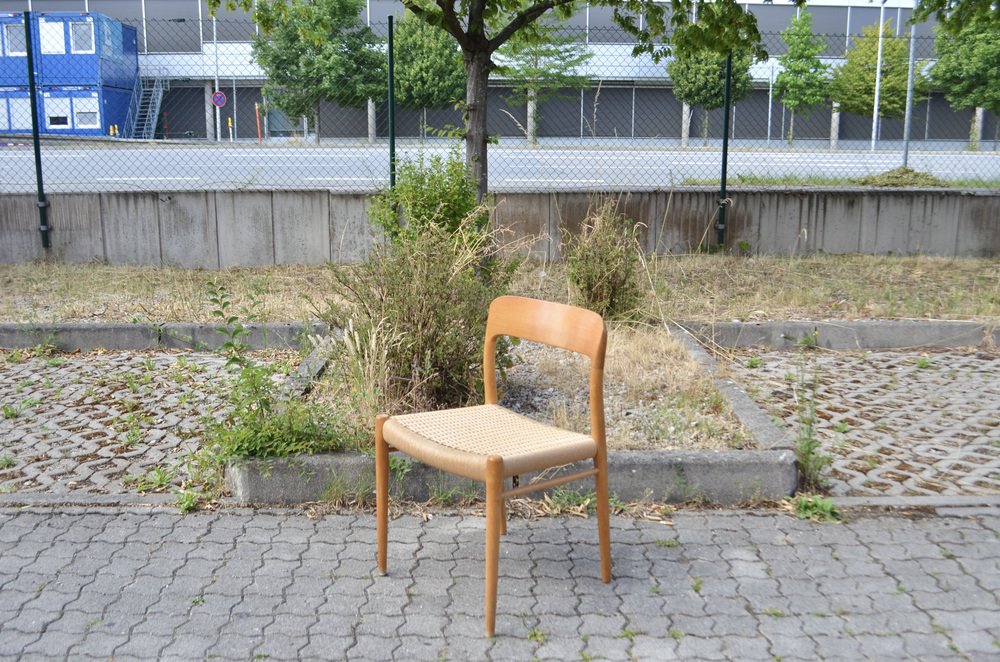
1, 505, 998, 661
0, 352, 232, 495
728, 348, 1000, 497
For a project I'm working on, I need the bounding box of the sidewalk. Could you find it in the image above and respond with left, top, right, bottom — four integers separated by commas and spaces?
1, 504, 998, 661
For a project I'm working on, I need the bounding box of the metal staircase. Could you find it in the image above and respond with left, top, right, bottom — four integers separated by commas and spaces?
127, 73, 168, 140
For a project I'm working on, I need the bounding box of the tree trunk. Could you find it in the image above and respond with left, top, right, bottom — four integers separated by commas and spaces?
680, 103, 690, 148
701, 109, 710, 146
788, 110, 795, 144
527, 89, 538, 146
830, 102, 840, 151
464, 48, 492, 202
313, 105, 321, 145
969, 107, 984, 151
367, 99, 376, 144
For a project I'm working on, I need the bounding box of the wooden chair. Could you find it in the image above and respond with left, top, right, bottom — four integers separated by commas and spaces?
375, 295, 611, 637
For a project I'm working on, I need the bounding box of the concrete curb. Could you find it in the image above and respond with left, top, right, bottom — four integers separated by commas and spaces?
0, 322, 329, 352
224, 448, 798, 506
680, 320, 999, 350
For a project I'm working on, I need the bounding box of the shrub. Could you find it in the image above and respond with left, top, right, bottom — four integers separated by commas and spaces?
320, 150, 519, 433
564, 198, 644, 320
368, 150, 486, 240
324, 214, 516, 413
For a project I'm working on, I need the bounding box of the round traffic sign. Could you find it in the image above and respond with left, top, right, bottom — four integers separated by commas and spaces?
212, 91, 227, 108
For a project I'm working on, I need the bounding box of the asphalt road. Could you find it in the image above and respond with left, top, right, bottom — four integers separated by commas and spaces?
1, 142, 997, 193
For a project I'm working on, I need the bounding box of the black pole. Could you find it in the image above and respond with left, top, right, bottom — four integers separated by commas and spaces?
24, 11, 50, 250
717, 52, 732, 250
387, 15, 395, 189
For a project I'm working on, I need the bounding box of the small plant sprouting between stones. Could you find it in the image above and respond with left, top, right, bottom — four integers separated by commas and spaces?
792, 494, 842, 523
792, 338, 832, 492
168, 281, 355, 512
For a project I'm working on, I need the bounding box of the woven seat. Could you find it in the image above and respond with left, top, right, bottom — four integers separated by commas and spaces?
385, 404, 598, 481
376, 295, 611, 637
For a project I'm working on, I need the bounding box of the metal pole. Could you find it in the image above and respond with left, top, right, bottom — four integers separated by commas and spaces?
871, 0, 887, 151
24, 11, 49, 251
213, 17, 221, 142
718, 53, 732, 249
901, 10, 918, 167
388, 15, 395, 188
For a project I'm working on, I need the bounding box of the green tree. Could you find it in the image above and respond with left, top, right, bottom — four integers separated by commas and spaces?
828, 21, 922, 120
394, 10, 466, 139
775, 11, 829, 143
667, 49, 752, 144
212, 0, 767, 199
931, 16, 1000, 149
497, 22, 591, 145
914, 0, 1000, 36
250, 0, 385, 143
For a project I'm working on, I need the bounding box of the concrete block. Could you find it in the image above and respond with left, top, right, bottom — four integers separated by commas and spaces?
329, 194, 376, 263
871, 193, 912, 256
216, 191, 274, 267
681, 320, 989, 351
157, 192, 218, 269
0, 323, 158, 351
491, 193, 552, 260
47, 193, 104, 263
272, 192, 330, 264
100, 192, 161, 266
225, 448, 797, 506
955, 194, 1000, 258
160, 322, 322, 351
723, 191, 757, 253
226, 453, 376, 506
909, 191, 959, 255
0, 195, 45, 263
656, 189, 722, 254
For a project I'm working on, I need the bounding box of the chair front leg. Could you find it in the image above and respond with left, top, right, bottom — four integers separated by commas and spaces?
594, 451, 612, 583
375, 415, 389, 576
484, 456, 504, 637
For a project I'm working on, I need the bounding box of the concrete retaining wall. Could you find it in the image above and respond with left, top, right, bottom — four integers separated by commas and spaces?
2, 188, 998, 265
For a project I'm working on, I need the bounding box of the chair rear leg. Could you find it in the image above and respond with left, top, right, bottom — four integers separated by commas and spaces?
484, 456, 504, 637
594, 454, 612, 583
375, 415, 389, 576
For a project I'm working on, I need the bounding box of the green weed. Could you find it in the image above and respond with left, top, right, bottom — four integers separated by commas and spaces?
792, 494, 842, 523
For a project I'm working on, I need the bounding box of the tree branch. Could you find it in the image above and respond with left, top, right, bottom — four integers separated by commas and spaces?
489, 0, 578, 52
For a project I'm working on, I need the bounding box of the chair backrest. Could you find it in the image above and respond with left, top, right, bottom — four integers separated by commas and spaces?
482, 296, 607, 442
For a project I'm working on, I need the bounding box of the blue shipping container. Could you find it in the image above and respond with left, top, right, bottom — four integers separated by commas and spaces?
0, 12, 139, 137
0, 12, 138, 89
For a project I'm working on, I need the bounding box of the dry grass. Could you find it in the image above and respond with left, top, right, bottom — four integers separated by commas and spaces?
0, 263, 336, 324
510, 254, 1000, 322
2, 254, 996, 324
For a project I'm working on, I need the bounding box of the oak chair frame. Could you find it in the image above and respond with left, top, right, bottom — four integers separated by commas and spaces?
375, 295, 611, 637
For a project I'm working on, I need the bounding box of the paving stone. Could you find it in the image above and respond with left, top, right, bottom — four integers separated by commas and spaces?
728, 348, 1000, 497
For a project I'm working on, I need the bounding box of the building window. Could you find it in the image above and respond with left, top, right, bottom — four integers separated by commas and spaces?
75, 111, 99, 127
71, 21, 95, 54
39, 20, 66, 55
4, 23, 26, 56
74, 97, 100, 128
45, 97, 72, 130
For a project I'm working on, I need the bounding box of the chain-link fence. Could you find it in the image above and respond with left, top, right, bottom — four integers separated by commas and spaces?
1, 13, 998, 195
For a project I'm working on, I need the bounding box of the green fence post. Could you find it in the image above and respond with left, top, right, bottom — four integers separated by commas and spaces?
717, 52, 732, 249
24, 11, 50, 251
388, 15, 395, 189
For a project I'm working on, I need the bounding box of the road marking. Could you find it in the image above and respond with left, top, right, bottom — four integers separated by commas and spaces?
96, 177, 200, 182
304, 177, 378, 182
502, 178, 605, 184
